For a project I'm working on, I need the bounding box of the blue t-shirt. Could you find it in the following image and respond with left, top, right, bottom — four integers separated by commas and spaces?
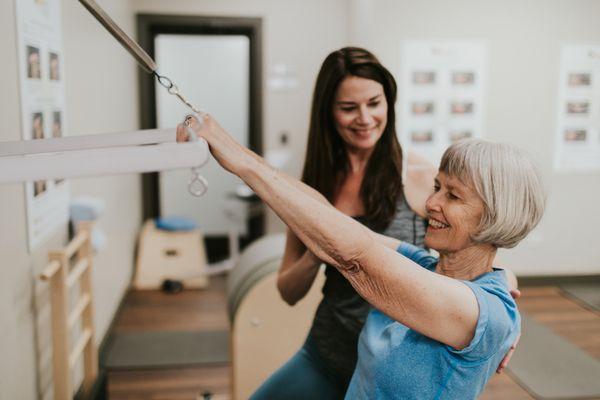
345, 243, 520, 400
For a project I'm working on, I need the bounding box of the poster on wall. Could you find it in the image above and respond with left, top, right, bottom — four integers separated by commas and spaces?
15, 0, 69, 251
400, 41, 487, 163
555, 45, 600, 171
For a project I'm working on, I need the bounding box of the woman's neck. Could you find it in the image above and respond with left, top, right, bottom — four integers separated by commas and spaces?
346, 147, 373, 174
436, 244, 496, 280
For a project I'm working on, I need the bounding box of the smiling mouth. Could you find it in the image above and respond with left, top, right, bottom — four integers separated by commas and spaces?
428, 218, 450, 229
351, 127, 376, 137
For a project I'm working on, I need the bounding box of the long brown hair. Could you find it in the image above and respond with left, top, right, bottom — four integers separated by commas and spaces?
301, 47, 403, 231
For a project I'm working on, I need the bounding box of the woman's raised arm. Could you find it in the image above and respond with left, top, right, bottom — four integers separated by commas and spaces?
180, 115, 480, 350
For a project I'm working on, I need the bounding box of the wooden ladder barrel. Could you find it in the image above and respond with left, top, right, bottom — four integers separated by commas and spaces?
39, 222, 98, 400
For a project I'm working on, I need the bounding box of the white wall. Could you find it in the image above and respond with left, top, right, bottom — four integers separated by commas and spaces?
64, 0, 141, 340
0, 0, 140, 398
348, 0, 600, 276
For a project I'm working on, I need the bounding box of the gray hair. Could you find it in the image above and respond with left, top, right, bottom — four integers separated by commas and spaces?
439, 139, 545, 248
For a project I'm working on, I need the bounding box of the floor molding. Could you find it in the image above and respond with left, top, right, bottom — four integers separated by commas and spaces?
519, 274, 600, 286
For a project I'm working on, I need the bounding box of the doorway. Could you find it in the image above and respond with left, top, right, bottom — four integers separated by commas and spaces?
137, 14, 263, 262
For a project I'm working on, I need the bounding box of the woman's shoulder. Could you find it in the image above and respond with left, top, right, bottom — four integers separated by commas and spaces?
402, 151, 438, 218
471, 269, 514, 296
448, 278, 520, 363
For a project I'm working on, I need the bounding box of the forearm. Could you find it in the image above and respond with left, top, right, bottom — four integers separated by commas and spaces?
372, 232, 402, 250
236, 153, 374, 271
188, 116, 379, 268
235, 155, 476, 346
233, 152, 478, 349
271, 169, 402, 251
277, 252, 322, 305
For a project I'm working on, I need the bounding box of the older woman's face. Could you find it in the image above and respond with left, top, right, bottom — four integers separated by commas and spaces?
424, 172, 485, 253
333, 76, 387, 152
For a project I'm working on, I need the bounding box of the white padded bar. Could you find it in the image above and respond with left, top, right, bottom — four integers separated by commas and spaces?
0, 137, 209, 184
0, 129, 175, 157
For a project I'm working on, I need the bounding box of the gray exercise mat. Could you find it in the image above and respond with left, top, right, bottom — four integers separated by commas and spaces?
561, 283, 600, 311
104, 330, 229, 369
507, 313, 600, 399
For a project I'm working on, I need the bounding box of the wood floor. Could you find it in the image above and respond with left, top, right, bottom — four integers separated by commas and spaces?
107, 278, 230, 400
106, 278, 600, 400
480, 286, 600, 400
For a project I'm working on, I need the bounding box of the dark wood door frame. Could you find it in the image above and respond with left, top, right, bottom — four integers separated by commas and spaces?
137, 14, 264, 250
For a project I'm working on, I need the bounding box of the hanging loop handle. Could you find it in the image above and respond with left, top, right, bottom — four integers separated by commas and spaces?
188, 168, 208, 197
184, 113, 209, 197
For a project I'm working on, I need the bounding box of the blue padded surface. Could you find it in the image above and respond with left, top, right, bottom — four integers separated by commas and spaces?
155, 216, 198, 231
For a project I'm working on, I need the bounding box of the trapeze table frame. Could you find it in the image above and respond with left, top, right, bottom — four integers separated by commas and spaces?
0, 129, 209, 184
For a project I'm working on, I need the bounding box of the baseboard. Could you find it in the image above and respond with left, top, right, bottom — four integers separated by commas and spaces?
520, 274, 600, 286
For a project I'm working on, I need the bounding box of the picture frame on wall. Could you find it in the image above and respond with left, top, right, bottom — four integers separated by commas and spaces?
555, 45, 600, 171
400, 41, 486, 163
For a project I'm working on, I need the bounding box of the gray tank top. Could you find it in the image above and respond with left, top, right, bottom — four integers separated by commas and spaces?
309, 195, 427, 387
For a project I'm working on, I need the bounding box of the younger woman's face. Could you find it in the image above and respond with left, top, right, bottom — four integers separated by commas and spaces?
333, 76, 387, 152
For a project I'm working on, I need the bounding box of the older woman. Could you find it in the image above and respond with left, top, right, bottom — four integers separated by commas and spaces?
178, 115, 544, 399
